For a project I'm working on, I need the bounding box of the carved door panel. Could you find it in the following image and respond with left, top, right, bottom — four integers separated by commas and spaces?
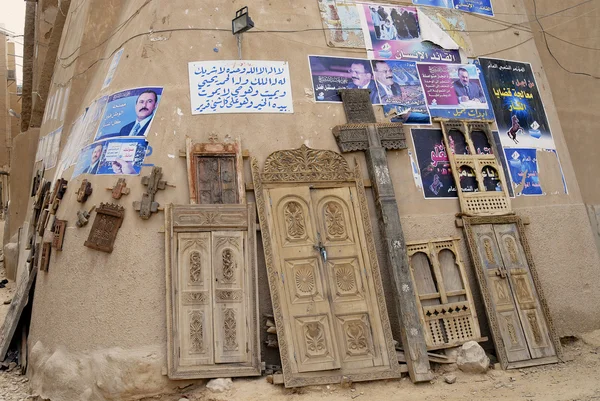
469, 224, 531, 362
212, 231, 248, 363
311, 188, 386, 370
177, 232, 214, 367
166, 204, 260, 379
266, 186, 341, 373
492, 224, 556, 359
196, 156, 238, 204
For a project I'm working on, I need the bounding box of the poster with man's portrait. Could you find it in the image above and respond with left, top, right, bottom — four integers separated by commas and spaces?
417, 63, 493, 120
95, 87, 164, 141
73, 137, 149, 178
309, 55, 380, 104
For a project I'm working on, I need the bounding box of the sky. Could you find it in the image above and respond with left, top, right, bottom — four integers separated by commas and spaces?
0, 0, 26, 83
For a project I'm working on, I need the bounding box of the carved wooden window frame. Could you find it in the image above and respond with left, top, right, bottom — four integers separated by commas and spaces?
437, 119, 512, 216
251, 145, 402, 388
461, 215, 562, 369
185, 138, 245, 205
406, 237, 483, 350
84, 203, 125, 253
165, 203, 260, 379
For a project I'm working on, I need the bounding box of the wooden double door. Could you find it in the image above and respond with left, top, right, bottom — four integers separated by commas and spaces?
464, 217, 561, 369
263, 184, 399, 384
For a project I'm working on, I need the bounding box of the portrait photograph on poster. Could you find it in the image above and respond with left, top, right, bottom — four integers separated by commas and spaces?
479, 58, 555, 149
73, 138, 148, 178
95, 87, 163, 141
358, 3, 460, 63
411, 128, 458, 199
417, 63, 493, 120
370, 59, 431, 125
309, 55, 379, 104
412, 0, 494, 16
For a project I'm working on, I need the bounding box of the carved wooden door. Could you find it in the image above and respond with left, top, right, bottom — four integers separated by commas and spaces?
166, 204, 260, 379
265, 185, 394, 380
467, 222, 558, 368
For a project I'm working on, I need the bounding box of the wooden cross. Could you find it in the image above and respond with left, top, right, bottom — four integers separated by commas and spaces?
133, 166, 171, 219
76, 179, 93, 203
106, 178, 130, 199
332, 89, 433, 383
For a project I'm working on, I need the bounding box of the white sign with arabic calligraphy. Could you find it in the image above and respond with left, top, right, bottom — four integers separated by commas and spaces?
188, 60, 294, 115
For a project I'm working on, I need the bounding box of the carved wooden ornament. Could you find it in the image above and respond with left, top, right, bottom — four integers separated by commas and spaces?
252, 145, 401, 388
76, 205, 96, 228
39, 242, 52, 272
84, 203, 125, 253
133, 167, 170, 219
107, 178, 130, 199
50, 178, 68, 214
76, 179, 93, 203
52, 219, 67, 251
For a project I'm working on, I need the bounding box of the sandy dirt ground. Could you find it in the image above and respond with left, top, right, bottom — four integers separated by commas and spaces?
0, 257, 598, 401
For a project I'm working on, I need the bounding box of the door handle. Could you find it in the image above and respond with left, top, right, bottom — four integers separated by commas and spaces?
314, 234, 327, 263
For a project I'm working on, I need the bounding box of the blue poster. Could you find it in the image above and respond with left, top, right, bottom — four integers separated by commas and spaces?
453, 0, 494, 17
73, 137, 149, 178
505, 148, 542, 196
95, 87, 164, 141
412, 0, 494, 16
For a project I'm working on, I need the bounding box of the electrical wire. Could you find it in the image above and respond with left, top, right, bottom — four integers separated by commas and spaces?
532, 0, 600, 79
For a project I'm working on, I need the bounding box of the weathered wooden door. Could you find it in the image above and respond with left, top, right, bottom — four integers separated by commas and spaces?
166, 204, 260, 379
253, 145, 401, 387
463, 216, 561, 369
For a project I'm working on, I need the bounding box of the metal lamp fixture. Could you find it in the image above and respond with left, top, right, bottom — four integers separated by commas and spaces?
232, 7, 254, 35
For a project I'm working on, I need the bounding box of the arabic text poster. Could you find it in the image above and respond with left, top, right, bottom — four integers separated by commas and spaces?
480, 58, 555, 149
453, 0, 494, 16
417, 63, 493, 120
188, 60, 293, 114
101, 48, 124, 90
309, 55, 379, 104
504, 148, 542, 196
411, 128, 458, 199
317, 0, 365, 48
358, 3, 460, 63
45, 126, 63, 170
412, 0, 453, 8
419, 7, 473, 56
95, 87, 163, 141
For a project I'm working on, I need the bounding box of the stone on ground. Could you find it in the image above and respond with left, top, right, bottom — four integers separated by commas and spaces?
444, 374, 457, 384
206, 378, 233, 393
457, 341, 490, 374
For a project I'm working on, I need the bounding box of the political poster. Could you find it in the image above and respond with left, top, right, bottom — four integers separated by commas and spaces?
504, 148, 542, 196
83, 96, 108, 144
95, 87, 163, 141
317, 0, 365, 48
309, 55, 379, 104
73, 137, 148, 178
45, 127, 62, 170
411, 128, 458, 199
188, 61, 293, 114
369, 59, 430, 125
412, 0, 494, 17
358, 3, 460, 63
480, 58, 555, 149
417, 62, 493, 120
102, 48, 124, 90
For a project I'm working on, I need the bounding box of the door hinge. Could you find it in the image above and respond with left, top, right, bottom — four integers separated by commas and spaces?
178, 347, 181, 358
269, 196, 272, 206
350, 191, 354, 203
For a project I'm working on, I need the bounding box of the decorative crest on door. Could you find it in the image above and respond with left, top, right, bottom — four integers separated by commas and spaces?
261, 145, 355, 183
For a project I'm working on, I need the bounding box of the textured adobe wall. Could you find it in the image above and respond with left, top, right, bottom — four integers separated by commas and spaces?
19, 0, 600, 399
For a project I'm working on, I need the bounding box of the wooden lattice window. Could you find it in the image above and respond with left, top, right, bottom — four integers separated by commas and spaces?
437, 120, 512, 216
407, 238, 484, 350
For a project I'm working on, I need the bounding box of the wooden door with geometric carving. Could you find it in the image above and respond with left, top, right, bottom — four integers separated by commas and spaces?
462, 216, 561, 370
165, 204, 260, 379
252, 145, 401, 388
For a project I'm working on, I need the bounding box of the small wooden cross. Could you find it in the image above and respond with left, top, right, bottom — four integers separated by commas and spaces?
133, 166, 172, 219
332, 89, 432, 383
76, 179, 93, 203
106, 178, 130, 199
